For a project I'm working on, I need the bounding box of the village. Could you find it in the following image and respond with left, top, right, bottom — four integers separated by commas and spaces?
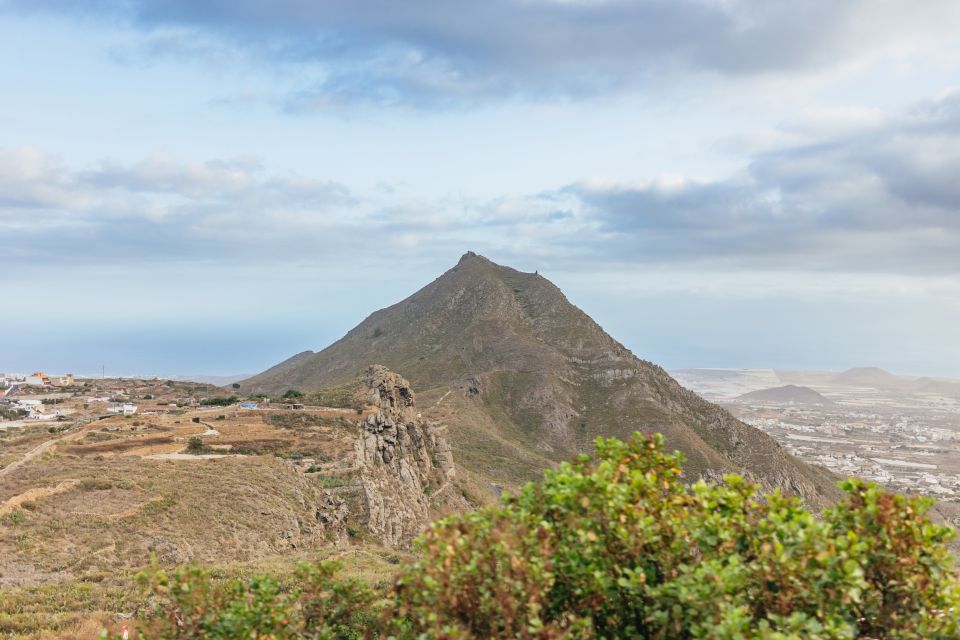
0, 371, 373, 482
674, 368, 960, 504
1, 371, 138, 424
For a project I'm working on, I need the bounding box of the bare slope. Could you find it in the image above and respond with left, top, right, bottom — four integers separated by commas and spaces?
831, 367, 901, 388
243, 252, 839, 505
737, 385, 834, 406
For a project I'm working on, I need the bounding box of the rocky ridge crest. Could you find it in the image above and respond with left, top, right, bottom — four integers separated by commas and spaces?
352, 365, 461, 547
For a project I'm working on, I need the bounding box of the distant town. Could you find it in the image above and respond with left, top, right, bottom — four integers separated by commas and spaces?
674, 367, 960, 506
0, 371, 231, 427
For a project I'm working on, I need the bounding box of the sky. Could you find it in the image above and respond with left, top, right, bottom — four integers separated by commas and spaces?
2, 0, 959, 378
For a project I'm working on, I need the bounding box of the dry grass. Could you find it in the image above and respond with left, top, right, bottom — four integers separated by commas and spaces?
0, 408, 372, 591
0, 390, 417, 638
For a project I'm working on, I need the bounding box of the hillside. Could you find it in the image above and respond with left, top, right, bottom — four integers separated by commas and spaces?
908, 377, 960, 397
736, 384, 834, 406
243, 252, 839, 506
0, 369, 461, 582
831, 366, 901, 387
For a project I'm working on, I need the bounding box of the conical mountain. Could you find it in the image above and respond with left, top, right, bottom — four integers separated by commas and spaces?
243, 252, 838, 504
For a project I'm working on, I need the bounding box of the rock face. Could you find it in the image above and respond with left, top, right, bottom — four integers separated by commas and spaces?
354, 365, 460, 547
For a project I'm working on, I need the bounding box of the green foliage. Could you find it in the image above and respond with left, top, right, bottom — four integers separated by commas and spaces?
2, 510, 26, 526
186, 436, 204, 453
392, 433, 960, 639
0, 406, 28, 420
283, 389, 305, 399
200, 395, 239, 407
130, 560, 380, 640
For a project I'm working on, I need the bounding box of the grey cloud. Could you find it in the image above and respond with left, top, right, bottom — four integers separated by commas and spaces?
8, 0, 959, 108
0, 147, 589, 273
564, 92, 960, 273
0, 149, 364, 264
4, 91, 960, 275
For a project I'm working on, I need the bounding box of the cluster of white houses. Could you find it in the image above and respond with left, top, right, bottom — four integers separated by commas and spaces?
3, 398, 63, 421
1, 371, 74, 388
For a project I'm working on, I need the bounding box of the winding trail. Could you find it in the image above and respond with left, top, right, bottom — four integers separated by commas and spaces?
0, 429, 85, 480
0, 479, 79, 516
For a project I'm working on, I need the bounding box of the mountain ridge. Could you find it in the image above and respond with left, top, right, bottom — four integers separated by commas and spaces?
243, 252, 839, 506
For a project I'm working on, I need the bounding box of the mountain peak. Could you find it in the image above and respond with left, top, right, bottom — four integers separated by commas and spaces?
456, 250, 490, 266
831, 367, 899, 387
242, 257, 840, 506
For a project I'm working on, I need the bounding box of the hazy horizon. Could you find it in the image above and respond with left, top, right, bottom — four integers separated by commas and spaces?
3, 2, 959, 378
4, 253, 958, 380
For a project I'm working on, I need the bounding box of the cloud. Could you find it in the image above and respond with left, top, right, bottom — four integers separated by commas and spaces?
564, 91, 960, 274
8, 0, 960, 108
3, 91, 960, 274
0, 148, 578, 267
0, 148, 360, 263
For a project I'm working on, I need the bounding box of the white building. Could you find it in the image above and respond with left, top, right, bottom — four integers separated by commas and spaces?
107, 403, 138, 415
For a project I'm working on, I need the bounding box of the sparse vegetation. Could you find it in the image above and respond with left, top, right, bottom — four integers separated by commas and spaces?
78, 478, 114, 491
187, 436, 204, 452
2, 510, 26, 526
130, 560, 380, 640
269, 412, 335, 431
310, 474, 354, 489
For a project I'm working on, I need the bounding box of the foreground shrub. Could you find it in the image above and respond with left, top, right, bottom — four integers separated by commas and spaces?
133, 560, 380, 639
392, 434, 959, 639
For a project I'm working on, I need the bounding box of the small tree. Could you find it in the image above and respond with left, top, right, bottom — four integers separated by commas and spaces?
187, 436, 204, 453
282, 389, 304, 400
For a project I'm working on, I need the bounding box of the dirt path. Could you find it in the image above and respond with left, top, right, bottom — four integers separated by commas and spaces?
0, 429, 86, 480
0, 479, 79, 516
145, 451, 239, 461
434, 390, 453, 407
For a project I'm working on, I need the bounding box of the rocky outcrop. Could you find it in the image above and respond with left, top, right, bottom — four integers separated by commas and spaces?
354, 365, 460, 547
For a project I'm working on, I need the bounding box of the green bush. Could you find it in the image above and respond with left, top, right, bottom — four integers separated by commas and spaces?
391, 434, 960, 639
130, 560, 379, 640
200, 395, 239, 407
283, 389, 305, 399
0, 406, 27, 420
